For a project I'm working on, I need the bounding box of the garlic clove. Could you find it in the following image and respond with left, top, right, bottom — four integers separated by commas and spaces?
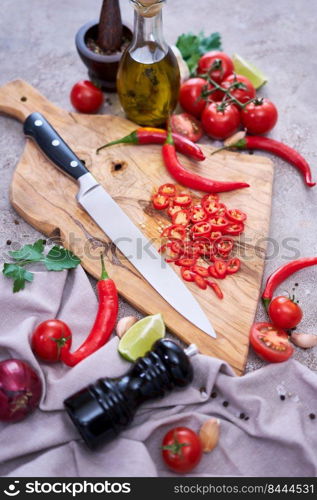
290, 332, 317, 349
116, 316, 138, 338
199, 418, 220, 453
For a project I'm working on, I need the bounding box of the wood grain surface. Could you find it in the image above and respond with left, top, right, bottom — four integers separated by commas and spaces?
0, 80, 273, 374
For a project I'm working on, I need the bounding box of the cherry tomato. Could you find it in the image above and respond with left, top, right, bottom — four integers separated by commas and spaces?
250, 322, 294, 363
241, 98, 278, 135
162, 427, 203, 474
181, 267, 195, 282
179, 78, 208, 118
174, 193, 192, 207
158, 183, 176, 197
194, 274, 208, 290
171, 113, 203, 142
225, 222, 245, 236
70, 80, 103, 113
208, 281, 224, 299
226, 257, 241, 275
226, 209, 247, 223
201, 103, 240, 140
32, 319, 72, 363
172, 209, 190, 226
268, 296, 303, 329
221, 74, 256, 104
197, 51, 234, 83
152, 193, 169, 210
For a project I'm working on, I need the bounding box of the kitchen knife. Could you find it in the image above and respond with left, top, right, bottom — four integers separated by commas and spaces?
23, 112, 216, 338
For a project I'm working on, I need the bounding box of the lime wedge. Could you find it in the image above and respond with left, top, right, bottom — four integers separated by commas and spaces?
118, 313, 165, 362
232, 53, 268, 89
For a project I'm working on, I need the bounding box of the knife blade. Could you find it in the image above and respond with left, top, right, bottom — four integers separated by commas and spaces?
23, 112, 216, 338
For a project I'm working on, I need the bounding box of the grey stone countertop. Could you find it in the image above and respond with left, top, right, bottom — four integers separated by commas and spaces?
0, 0, 316, 373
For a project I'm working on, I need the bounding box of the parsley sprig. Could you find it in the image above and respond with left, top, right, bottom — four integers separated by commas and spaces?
176, 31, 222, 76
2, 239, 81, 292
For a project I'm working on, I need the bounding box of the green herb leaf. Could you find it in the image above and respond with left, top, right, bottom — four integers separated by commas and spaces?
9, 239, 45, 262
176, 31, 222, 76
44, 246, 81, 271
3, 263, 34, 293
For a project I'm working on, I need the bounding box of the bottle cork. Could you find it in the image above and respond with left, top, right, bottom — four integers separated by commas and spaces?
131, 0, 165, 18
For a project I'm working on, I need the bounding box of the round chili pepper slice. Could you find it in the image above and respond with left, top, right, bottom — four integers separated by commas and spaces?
172, 209, 190, 226
227, 257, 241, 275
215, 237, 234, 256
170, 241, 185, 256
209, 231, 223, 241
158, 183, 177, 197
61, 255, 118, 367
176, 257, 197, 267
208, 265, 220, 279
173, 193, 192, 207
214, 259, 227, 279
162, 224, 187, 240
208, 281, 224, 299
194, 274, 208, 290
226, 208, 247, 223
152, 193, 169, 210
190, 221, 212, 240
167, 205, 181, 218
195, 241, 214, 259
181, 267, 195, 282
216, 203, 227, 217
191, 265, 210, 278
183, 241, 201, 258
190, 205, 208, 223
202, 199, 220, 216
225, 222, 245, 236
202, 193, 219, 204
210, 216, 229, 232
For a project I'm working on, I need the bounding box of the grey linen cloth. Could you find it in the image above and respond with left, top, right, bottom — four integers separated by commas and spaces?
0, 267, 316, 477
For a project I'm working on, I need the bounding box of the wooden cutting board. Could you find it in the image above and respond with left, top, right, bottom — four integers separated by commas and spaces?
0, 80, 273, 375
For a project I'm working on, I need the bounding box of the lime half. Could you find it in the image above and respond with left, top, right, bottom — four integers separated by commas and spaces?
232, 53, 268, 90
118, 313, 165, 362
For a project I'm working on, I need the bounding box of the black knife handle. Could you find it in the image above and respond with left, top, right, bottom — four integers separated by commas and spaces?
23, 112, 88, 180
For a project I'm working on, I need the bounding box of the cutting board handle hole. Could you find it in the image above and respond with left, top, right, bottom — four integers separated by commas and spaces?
20, 96, 27, 102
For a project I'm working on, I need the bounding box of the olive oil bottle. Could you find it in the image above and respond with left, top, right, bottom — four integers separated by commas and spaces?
117, 0, 180, 126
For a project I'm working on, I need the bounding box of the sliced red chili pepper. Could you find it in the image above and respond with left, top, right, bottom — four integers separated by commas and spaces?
214, 237, 234, 255
152, 193, 169, 210
227, 257, 241, 274
214, 259, 227, 279
181, 267, 195, 282
208, 281, 224, 299
216, 203, 227, 217
202, 193, 219, 204
183, 241, 201, 258
209, 231, 223, 241
208, 265, 219, 279
202, 199, 219, 216
172, 209, 190, 226
158, 183, 177, 197
226, 208, 247, 223
210, 216, 229, 232
191, 265, 209, 278
194, 274, 208, 290
195, 241, 214, 259
162, 224, 186, 240
167, 205, 181, 219
170, 241, 185, 255
176, 257, 197, 267
173, 193, 192, 207
224, 222, 245, 236
190, 221, 212, 240
190, 205, 208, 223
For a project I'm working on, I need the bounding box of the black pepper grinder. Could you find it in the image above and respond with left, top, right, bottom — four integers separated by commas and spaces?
64, 339, 197, 449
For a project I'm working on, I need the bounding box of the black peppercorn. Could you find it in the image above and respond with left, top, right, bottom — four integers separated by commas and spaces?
239, 413, 246, 419
280, 395, 286, 401
223, 401, 229, 408
244, 416, 249, 421
211, 392, 217, 399
309, 413, 316, 420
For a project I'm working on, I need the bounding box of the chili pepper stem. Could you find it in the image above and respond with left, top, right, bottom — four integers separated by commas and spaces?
100, 253, 109, 280
96, 131, 138, 154
211, 139, 247, 156
262, 297, 271, 312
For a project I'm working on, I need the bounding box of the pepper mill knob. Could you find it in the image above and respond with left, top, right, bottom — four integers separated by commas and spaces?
64, 339, 195, 449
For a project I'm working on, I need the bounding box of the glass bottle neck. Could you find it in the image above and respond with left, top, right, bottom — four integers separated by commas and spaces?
129, 9, 168, 64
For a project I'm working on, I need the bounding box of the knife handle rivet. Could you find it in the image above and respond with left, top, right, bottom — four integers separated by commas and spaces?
52, 139, 60, 147
70, 160, 79, 168
34, 119, 43, 127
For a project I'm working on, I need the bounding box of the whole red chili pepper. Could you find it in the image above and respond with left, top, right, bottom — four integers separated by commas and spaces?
262, 257, 317, 310
213, 136, 316, 187
96, 128, 205, 162
162, 127, 250, 193
61, 255, 119, 367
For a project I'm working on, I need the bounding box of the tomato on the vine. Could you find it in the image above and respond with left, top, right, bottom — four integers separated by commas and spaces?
161, 427, 202, 473
241, 98, 278, 135
221, 74, 256, 104
70, 80, 104, 113
201, 102, 240, 140
32, 319, 72, 363
197, 51, 234, 83
250, 322, 294, 363
171, 113, 203, 142
179, 78, 208, 118
268, 296, 303, 329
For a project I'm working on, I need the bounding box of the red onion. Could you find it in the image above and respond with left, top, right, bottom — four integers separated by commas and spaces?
0, 359, 42, 422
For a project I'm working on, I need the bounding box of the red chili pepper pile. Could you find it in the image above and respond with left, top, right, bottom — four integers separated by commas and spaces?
153, 183, 247, 299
